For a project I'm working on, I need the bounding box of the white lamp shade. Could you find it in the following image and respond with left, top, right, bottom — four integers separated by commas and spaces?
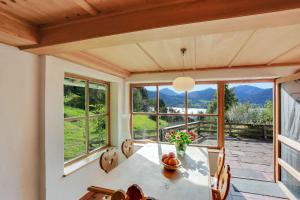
173, 76, 195, 91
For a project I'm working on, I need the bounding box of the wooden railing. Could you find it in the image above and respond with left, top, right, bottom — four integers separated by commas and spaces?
133, 121, 273, 141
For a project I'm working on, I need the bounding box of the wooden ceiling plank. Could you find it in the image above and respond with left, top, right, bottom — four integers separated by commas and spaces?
56, 51, 130, 78
193, 36, 196, 70
0, 10, 38, 46
135, 43, 165, 71
230, 24, 300, 66
267, 43, 300, 65
86, 44, 162, 72
195, 30, 254, 69
227, 30, 257, 67
138, 36, 195, 70
22, 1, 300, 54
73, 0, 98, 16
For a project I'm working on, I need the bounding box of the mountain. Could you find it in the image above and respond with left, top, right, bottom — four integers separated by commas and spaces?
160, 88, 179, 96
188, 88, 216, 101
232, 85, 273, 105
145, 85, 272, 108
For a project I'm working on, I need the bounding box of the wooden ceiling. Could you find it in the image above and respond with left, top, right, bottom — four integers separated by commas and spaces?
1, 0, 300, 78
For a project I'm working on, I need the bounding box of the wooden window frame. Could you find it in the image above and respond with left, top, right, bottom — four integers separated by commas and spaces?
130, 81, 224, 149
130, 79, 275, 150
275, 72, 300, 200
64, 73, 111, 166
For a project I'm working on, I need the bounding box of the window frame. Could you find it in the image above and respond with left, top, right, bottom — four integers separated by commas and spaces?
64, 73, 110, 166
129, 81, 224, 149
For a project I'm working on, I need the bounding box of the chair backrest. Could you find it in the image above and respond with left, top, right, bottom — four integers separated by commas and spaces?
83, 184, 156, 200
126, 184, 145, 200
99, 148, 118, 173
217, 165, 231, 200
122, 139, 134, 158
214, 148, 225, 187
111, 190, 126, 200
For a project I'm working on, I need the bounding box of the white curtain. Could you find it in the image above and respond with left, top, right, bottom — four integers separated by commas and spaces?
280, 80, 300, 199
281, 81, 300, 142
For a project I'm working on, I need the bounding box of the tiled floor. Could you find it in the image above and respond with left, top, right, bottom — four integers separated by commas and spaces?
225, 138, 287, 200
228, 187, 287, 200
225, 138, 274, 182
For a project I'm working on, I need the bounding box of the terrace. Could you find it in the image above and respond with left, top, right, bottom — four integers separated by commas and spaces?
1, 1, 300, 200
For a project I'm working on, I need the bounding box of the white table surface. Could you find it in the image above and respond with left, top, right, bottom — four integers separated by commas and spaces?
98, 143, 212, 200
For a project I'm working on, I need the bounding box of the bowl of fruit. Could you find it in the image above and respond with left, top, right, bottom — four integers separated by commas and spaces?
161, 152, 181, 171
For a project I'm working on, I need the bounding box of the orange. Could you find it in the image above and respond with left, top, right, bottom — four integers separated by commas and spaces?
168, 158, 177, 166
163, 157, 170, 165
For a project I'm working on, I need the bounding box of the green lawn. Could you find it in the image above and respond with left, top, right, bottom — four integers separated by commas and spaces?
64, 105, 85, 118
132, 115, 168, 140
64, 106, 108, 162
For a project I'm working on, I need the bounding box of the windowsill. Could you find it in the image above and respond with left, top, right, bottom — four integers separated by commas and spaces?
63, 148, 108, 177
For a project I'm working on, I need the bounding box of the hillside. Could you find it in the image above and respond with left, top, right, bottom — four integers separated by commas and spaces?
146, 85, 272, 108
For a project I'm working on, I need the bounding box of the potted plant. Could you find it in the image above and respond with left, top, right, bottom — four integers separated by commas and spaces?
165, 130, 197, 156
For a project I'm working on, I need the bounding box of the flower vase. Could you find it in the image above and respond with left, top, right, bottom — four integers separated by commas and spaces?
175, 142, 187, 156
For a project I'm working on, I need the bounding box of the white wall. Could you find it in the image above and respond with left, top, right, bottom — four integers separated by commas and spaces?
42, 56, 126, 200
0, 44, 41, 200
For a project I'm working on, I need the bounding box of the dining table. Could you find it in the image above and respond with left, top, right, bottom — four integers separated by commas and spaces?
99, 143, 212, 200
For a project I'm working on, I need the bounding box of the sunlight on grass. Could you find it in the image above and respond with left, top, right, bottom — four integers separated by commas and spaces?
64, 119, 86, 161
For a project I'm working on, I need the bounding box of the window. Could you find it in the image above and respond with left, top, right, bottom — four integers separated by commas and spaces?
131, 83, 221, 147
64, 74, 110, 163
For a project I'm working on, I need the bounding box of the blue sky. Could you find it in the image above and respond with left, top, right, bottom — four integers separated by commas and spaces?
145, 82, 272, 93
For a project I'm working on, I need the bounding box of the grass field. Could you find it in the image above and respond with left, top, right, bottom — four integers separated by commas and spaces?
64, 106, 108, 162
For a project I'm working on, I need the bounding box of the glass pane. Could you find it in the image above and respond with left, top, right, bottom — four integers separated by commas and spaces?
89, 82, 108, 115
64, 78, 86, 118
132, 86, 156, 113
280, 81, 300, 142
158, 115, 186, 142
188, 116, 218, 146
281, 143, 300, 173
64, 119, 86, 162
132, 115, 157, 141
89, 116, 108, 151
188, 84, 218, 114
281, 168, 300, 199
159, 86, 185, 114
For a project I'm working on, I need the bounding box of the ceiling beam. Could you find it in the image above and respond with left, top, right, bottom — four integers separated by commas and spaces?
22, 1, 300, 54
73, 0, 98, 16
130, 63, 300, 75
0, 10, 38, 46
56, 51, 130, 78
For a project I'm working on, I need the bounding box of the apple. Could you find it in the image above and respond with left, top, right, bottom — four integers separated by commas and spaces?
169, 152, 175, 158
162, 154, 168, 160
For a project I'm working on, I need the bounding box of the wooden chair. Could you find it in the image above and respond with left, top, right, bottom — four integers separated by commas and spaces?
80, 184, 157, 200
126, 184, 145, 200
80, 186, 126, 200
212, 165, 231, 200
122, 139, 134, 158
211, 147, 225, 188
100, 148, 118, 173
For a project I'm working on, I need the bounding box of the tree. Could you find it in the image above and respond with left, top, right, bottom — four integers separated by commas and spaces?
133, 88, 149, 112
207, 85, 238, 114
225, 85, 238, 111
259, 100, 273, 125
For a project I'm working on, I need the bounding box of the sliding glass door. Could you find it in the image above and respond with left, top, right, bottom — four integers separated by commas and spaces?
276, 73, 300, 200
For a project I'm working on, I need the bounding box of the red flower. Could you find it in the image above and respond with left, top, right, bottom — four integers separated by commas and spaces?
188, 131, 197, 141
